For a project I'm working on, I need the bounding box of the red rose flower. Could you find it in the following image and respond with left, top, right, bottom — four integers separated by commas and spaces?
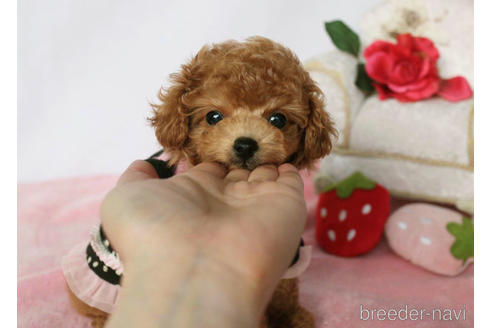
363, 34, 472, 102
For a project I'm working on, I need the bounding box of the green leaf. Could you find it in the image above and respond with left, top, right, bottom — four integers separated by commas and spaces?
446, 217, 474, 264
355, 63, 375, 94
322, 171, 376, 198
325, 20, 360, 57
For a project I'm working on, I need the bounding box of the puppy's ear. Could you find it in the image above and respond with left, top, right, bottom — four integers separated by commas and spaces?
150, 61, 197, 157
294, 79, 337, 168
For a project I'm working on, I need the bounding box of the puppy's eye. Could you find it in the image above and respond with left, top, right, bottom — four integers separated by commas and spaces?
268, 113, 287, 129
206, 110, 224, 125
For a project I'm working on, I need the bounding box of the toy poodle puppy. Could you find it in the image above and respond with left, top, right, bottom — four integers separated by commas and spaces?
151, 36, 335, 171
66, 36, 336, 328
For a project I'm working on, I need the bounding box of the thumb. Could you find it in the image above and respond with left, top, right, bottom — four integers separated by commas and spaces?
117, 160, 159, 185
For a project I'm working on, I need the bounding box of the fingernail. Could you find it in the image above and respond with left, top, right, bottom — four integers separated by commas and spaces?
279, 163, 298, 171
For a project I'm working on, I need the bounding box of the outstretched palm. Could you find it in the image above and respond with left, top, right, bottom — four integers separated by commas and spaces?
101, 161, 307, 290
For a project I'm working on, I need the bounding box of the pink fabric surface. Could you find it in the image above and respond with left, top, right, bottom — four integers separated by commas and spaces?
18, 176, 118, 328
18, 172, 473, 327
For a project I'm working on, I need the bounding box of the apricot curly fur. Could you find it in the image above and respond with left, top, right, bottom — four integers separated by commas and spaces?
150, 36, 336, 169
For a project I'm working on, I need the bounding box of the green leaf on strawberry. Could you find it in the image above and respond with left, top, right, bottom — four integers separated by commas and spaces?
322, 171, 376, 199
446, 217, 474, 264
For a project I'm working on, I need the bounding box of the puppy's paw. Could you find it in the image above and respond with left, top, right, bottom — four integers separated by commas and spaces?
290, 306, 316, 328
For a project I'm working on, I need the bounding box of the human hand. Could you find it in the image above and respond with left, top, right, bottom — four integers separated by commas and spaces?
101, 161, 307, 328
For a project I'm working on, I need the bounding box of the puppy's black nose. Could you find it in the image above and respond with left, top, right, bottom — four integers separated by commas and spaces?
233, 137, 259, 160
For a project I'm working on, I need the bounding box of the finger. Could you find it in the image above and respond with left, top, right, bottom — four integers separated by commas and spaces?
277, 164, 304, 191
248, 165, 278, 182
117, 160, 159, 186
224, 168, 250, 182
186, 162, 227, 179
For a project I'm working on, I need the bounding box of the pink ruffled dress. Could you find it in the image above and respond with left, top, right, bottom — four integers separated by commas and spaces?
62, 225, 312, 314
62, 226, 124, 313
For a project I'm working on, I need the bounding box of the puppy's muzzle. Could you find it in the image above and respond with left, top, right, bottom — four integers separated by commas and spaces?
233, 137, 258, 161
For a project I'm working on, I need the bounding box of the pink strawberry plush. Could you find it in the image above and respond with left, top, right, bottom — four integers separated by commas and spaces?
315, 172, 390, 257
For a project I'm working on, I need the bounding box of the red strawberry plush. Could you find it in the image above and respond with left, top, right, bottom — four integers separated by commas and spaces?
315, 172, 390, 257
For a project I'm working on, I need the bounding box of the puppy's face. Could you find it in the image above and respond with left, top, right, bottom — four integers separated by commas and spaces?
151, 37, 336, 169
184, 83, 306, 170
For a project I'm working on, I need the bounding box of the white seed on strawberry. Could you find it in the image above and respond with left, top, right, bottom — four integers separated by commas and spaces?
347, 229, 356, 241
420, 236, 432, 246
397, 221, 408, 230
362, 204, 372, 215
338, 209, 347, 221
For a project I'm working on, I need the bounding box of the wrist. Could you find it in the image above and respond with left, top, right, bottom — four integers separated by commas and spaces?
106, 247, 266, 328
